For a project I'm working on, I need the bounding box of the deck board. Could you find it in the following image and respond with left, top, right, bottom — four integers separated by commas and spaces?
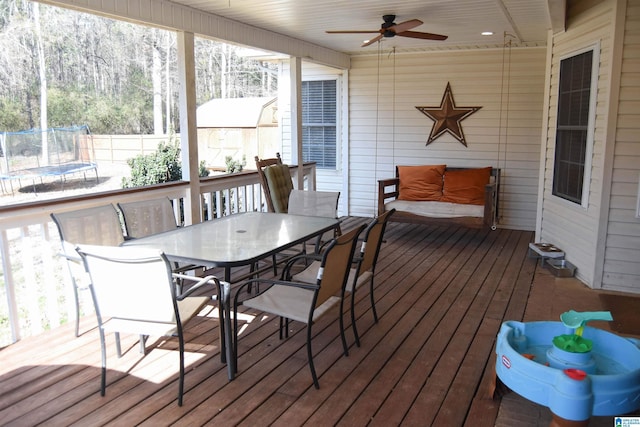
4, 217, 627, 426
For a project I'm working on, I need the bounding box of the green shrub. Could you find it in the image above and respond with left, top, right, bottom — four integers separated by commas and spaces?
122, 138, 209, 188
225, 155, 246, 173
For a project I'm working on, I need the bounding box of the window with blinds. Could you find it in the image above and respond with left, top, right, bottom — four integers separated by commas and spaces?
301, 80, 337, 169
552, 49, 595, 205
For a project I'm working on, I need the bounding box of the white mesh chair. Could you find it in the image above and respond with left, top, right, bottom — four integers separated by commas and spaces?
259, 190, 341, 276
117, 197, 181, 238
233, 224, 365, 388
292, 209, 395, 347
76, 244, 223, 406
118, 197, 202, 286
288, 189, 341, 252
51, 205, 125, 337
288, 189, 340, 218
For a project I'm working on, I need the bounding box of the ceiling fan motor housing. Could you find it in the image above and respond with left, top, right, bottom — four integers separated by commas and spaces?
382, 14, 397, 37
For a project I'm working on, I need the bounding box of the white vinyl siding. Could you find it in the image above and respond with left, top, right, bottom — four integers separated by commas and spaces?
348, 47, 546, 230
602, 0, 640, 293
539, 0, 616, 288
278, 61, 348, 216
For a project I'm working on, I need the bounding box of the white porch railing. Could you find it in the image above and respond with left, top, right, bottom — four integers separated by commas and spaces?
0, 163, 315, 348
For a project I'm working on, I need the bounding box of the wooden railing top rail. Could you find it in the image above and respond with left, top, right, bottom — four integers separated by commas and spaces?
0, 181, 189, 228
1, 162, 317, 225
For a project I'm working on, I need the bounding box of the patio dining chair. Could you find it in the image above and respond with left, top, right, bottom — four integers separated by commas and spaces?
233, 224, 365, 388
118, 197, 202, 286
76, 244, 224, 406
117, 197, 182, 238
288, 189, 342, 253
255, 152, 293, 213
51, 204, 125, 337
292, 209, 395, 347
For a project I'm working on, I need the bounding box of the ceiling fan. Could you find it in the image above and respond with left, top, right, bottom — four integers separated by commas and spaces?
326, 14, 448, 47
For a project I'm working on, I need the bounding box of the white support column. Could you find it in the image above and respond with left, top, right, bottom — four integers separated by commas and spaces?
290, 57, 304, 189
177, 31, 201, 225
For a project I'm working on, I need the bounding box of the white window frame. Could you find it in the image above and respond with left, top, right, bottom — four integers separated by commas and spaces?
301, 77, 340, 171
552, 43, 600, 208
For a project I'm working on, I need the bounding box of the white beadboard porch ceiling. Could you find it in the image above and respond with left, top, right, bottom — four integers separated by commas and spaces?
170, 0, 564, 54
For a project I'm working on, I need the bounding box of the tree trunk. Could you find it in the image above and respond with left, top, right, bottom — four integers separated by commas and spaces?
152, 35, 163, 135
33, 3, 48, 163
165, 35, 172, 134
221, 45, 228, 99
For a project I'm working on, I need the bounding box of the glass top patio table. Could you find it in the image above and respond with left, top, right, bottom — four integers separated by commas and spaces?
122, 211, 340, 381
122, 212, 340, 281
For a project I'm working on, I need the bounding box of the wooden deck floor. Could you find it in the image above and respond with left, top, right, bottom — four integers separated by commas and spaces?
0, 218, 632, 426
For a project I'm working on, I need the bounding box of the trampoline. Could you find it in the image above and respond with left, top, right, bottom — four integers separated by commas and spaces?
0, 125, 98, 194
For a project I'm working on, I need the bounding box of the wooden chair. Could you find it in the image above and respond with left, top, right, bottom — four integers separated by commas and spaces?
76, 244, 222, 406
255, 153, 293, 213
255, 154, 342, 273
233, 225, 365, 388
255, 154, 297, 274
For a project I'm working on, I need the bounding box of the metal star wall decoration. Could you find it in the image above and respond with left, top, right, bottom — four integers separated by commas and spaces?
415, 82, 481, 147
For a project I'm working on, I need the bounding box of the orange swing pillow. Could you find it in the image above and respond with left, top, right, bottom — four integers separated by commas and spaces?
441, 167, 492, 205
397, 165, 446, 201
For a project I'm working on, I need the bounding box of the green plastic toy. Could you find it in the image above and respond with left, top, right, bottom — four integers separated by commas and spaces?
552, 334, 593, 353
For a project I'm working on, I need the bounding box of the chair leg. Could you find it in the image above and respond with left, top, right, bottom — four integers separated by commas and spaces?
369, 278, 379, 323
306, 325, 320, 389
178, 333, 185, 406
72, 282, 80, 337
350, 290, 361, 348
115, 332, 122, 358
279, 317, 291, 339
233, 304, 239, 375
338, 297, 349, 356
139, 335, 147, 354
99, 328, 107, 396
219, 307, 227, 365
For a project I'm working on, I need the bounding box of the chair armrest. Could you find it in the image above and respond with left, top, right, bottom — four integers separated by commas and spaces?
280, 253, 323, 280
234, 278, 319, 306
378, 178, 399, 216
172, 263, 200, 274
58, 251, 82, 264
174, 274, 229, 301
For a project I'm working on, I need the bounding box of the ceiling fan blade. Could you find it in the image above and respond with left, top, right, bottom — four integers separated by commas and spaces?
397, 30, 448, 41
389, 19, 423, 34
361, 34, 384, 47
326, 30, 380, 34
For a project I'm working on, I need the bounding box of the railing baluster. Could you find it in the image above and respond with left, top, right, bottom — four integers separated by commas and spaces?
1, 229, 20, 343
21, 226, 43, 337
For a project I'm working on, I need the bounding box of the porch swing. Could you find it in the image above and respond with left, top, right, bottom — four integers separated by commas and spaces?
373, 39, 509, 230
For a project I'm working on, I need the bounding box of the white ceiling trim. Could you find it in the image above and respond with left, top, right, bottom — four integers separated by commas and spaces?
37, 0, 351, 69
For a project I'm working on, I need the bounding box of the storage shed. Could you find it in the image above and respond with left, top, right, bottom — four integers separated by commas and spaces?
196, 97, 278, 171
